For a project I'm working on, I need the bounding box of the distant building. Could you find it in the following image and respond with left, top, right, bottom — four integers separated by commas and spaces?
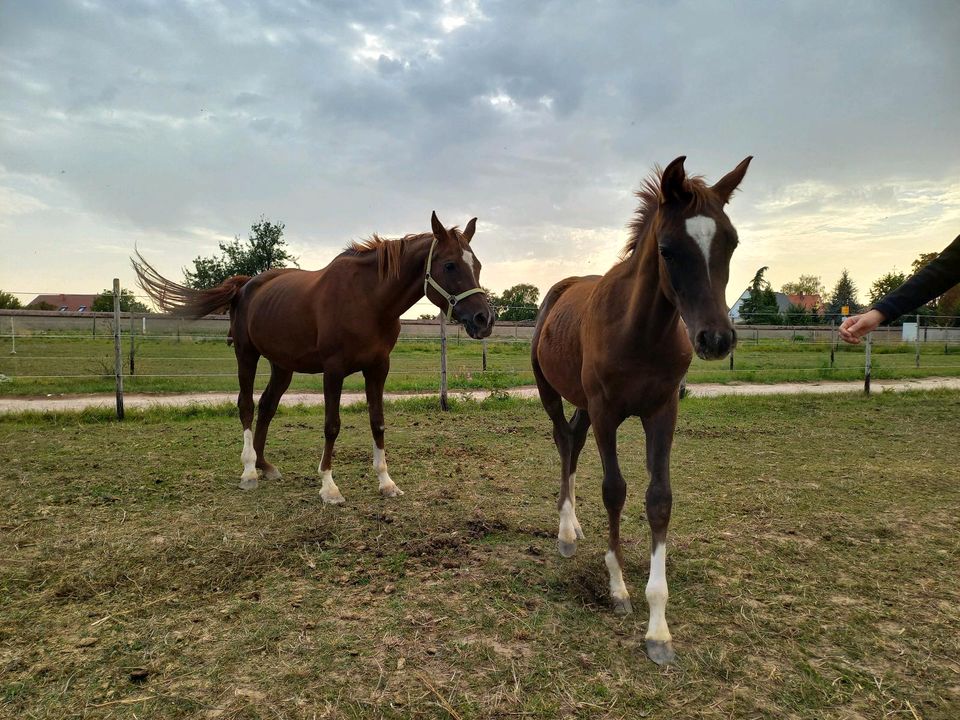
729, 291, 822, 322
27, 293, 98, 312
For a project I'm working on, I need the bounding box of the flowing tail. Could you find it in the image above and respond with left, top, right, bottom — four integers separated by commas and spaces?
131, 251, 252, 318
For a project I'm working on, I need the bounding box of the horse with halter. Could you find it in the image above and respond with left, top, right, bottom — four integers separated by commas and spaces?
531, 156, 752, 664
134, 212, 493, 501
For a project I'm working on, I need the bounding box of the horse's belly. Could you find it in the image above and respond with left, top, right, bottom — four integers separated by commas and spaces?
537, 315, 588, 409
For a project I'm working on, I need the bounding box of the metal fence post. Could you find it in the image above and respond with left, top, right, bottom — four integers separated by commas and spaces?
129, 312, 136, 375
915, 314, 921, 368
729, 350, 734, 371
439, 313, 449, 411
113, 279, 125, 419
830, 322, 836, 369
482, 338, 487, 372
9, 317, 15, 355
864, 332, 872, 395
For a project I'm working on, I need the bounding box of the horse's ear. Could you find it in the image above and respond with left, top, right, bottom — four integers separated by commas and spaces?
463, 217, 477, 243
660, 156, 688, 205
431, 211, 450, 242
712, 156, 753, 205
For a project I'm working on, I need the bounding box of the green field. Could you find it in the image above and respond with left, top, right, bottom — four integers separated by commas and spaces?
1, 392, 958, 718
2, 332, 960, 396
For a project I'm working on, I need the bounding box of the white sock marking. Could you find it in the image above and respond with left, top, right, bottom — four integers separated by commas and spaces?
645, 544, 671, 642
373, 445, 393, 488
685, 215, 716, 283
605, 550, 629, 602
240, 429, 257, 480
319, 469, 344, 503
559, 499, 577, 544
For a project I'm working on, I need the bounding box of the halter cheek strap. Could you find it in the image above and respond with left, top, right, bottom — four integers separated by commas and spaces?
423, 235, 486, 322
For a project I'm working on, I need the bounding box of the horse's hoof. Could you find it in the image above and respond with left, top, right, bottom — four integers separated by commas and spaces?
645, 639, 676, 665
379, 482, 404, 498
238, 475, 259, 491
612, 596, 633, 616
320, 489, 346, 505
557, 539, 578, 557
262, 466, 282, 481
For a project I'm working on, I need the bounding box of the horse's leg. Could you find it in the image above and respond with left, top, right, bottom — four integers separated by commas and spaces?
363, 360, 403, 498
640, 395, 679, 665
253, 361, 293, 482
592, 412, 632, 616
236, 348, 261, 490
318, 372, 346, 505
566, 409, 591, 544
533, 361, 580, 556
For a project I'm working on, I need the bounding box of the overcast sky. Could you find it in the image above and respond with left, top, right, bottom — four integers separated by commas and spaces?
2, 0, 959, 314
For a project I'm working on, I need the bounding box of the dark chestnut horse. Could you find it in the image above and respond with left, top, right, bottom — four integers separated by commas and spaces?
532, 156, 752, 664
134, 212, 493, 501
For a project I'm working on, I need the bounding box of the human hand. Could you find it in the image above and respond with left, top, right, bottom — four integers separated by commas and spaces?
838, 309, 885, 344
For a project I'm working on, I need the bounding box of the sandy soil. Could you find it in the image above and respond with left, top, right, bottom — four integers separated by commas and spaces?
2, 376, 959, 414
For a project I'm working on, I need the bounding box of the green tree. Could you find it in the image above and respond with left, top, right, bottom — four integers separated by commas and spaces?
826, 269, 861, 322
185, 217, 296, 289
869, 271, 906, 305
739, 267, 782, 324
28, 300, 56, 311
780, 274, 825, 298
783, 302, 811, 325
493, 283, 540, 321
0, 291, 22, 309
92, 289, 150, 313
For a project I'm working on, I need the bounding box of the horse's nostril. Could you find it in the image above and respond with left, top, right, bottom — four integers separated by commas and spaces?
474, 312, 487, 327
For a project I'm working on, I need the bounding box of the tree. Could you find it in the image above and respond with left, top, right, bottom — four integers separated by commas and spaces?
185, 217, 296, 289
783, 302, 811, 325
780, 274, 825, 298
825, 269, 861, 322
493, 283, 540, 321
92, 288, 150, 313
0, 291, 22, 309
738, 267, 782, 324
29, 300, 56, 311
869, 271, 906, 305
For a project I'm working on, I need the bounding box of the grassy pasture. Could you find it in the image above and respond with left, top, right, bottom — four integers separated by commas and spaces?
2, 333, 960, 396
1, 392, 959, 718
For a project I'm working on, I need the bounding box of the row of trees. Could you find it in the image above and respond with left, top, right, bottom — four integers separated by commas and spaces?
740, 251, 960, 326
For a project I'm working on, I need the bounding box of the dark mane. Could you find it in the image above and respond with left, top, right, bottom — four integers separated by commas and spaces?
338, 232, 432, 280
339, 227, 465, 280
620, 168, 711, 260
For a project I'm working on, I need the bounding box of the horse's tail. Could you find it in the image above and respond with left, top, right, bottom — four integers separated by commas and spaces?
131, 251, 252, 319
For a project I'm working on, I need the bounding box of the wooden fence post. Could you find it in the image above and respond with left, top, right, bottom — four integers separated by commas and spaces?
915, 314, 921, 368
113, 279, 125, 420
439, 312, 449, 411
482, 338, 487, 372
9, 317, 15, 355
129, 312, 136, 375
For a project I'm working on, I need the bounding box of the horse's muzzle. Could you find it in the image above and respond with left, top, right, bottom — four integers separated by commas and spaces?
694, 327, 736, 360
462, 309, 494, 340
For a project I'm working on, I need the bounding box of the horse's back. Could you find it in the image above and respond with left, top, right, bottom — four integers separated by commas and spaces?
532, 276, 600, 409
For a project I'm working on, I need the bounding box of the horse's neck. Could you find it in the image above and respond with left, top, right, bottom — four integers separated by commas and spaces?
374, 237, 432, 320
609, 230, 681, 342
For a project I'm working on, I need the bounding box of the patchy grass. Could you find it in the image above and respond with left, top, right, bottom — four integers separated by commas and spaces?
1, 392, 959, 718
3, 334, 960, 396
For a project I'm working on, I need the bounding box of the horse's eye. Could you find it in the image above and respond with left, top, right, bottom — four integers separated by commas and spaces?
444, 262, 457, 272
658, 246, 676, 261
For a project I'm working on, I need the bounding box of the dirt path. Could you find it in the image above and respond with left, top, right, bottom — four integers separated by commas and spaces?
2, 376, 959, 414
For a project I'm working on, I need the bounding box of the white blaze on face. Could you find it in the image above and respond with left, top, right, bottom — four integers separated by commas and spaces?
645, 543, 671, 642
685, 215, 717, 283
240, 429, 257, 481
605, 550, 630, 602
462, 248, 479, 284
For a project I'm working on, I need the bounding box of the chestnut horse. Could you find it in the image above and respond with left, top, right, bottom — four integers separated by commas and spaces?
532, 156, 752, 664
134, 212, 494, 501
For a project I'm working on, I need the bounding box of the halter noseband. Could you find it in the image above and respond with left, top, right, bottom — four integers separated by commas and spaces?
423, 234, 486, 322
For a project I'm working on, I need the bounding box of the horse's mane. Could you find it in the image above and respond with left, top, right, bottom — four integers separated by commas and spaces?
620, 167, 711, 260
339, 228, 462, 280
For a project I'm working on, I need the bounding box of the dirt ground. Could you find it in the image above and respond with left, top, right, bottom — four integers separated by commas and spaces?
2, 376, 960, 414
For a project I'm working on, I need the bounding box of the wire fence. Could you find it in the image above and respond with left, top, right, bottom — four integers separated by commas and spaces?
3, 292, 960, 415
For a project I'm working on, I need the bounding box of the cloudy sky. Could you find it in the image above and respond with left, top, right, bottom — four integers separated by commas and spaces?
2, 0, 959, 314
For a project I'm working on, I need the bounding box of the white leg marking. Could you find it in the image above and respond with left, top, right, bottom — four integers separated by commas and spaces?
319, 468, 345, 505
685, 215, 717, 283
605, 550, 630, 603
239, 429, 258, 489
569, 472, 583, 539
645, 544, 671, 642
374, 444, 403, 497
558, 473, 584, 542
